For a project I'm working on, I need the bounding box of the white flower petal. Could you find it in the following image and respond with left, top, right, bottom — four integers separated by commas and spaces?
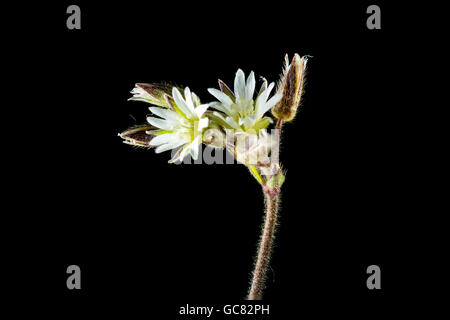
198, 117, 209, 131
149, 107, 180, 122
192, 92, 201, 106
261, 82, 275, 102
225, 116, 239, 128
234, 69, 246, 99
155, 143, 174, 153
208, 88, 233, 106
257, 93, 282, 119
155, 135, 189, 153
255, 82, 275, 117
149, 133, 177, 146
172, 87, 195, 118
147, 116, 175, 130
195, 104, 209, 119
190, 136, 201, 160
179, 145, 191, 160
265, 93, 282, 109
165, 138, 188, 150
245, 71, 256, 100
184, 87, 196, 114
209, 101, 232, 116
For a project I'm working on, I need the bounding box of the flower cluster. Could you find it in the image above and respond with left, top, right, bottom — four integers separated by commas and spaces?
207, 69, 281, 133
121, 69, 282, 164
119, 54, 308, 184
146, 87, 209, 163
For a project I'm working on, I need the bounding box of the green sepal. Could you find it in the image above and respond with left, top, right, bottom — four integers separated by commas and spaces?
266, 171, 285, 189
252, 116, 273, 131
218, 79, 235, 100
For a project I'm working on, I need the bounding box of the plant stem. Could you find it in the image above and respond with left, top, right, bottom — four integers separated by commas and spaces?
271, 119, 283, 174
247, 118, 284, 300
276, 119, 283, 130
248, 188, 280, 300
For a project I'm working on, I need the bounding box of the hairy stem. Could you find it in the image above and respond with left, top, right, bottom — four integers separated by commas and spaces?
247, 188, 280, 300
247, 118, 284, 300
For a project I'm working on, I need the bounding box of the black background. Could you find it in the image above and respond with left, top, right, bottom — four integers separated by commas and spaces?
7, 1, 438, 318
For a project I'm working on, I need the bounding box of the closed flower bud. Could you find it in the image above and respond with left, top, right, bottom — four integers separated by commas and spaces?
203, 127, 226, 149
266, 169, 285, 190
119, 124, 155, 147
128, 83, 175, 108
272, 53, 308, 121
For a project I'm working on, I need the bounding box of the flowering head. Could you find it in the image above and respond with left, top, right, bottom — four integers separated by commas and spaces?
145, 86, 209, 163
204, 69, 283, 167
119, 54, 307, 170
207, 69, 282, 133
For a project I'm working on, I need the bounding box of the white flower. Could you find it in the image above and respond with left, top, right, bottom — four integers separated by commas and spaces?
233, 129, 273, 166
207, 69, 282, 133
146, 87, 209, 162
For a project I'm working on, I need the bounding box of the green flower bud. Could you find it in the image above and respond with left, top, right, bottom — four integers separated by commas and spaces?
266, 170, 285, 189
